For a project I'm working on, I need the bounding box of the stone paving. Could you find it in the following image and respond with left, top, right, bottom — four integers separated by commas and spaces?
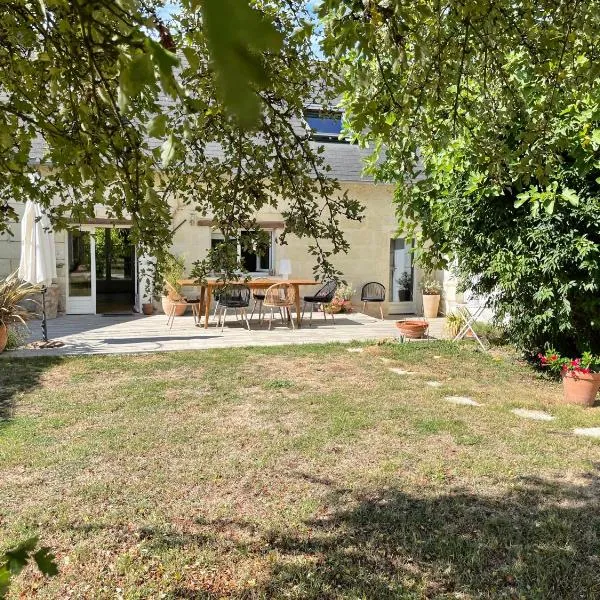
4, 312, 447, 358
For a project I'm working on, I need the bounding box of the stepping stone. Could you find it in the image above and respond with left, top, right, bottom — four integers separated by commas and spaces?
444, 396, 481, 407
347, 347, 364, 353
433, 355, 441, 359
573, 427, 600, 439
511, 408, 555, 421
426, 381, 442, 388
389, 368, 414, 376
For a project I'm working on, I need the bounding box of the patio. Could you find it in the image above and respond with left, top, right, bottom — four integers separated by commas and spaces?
6, 311, 446, 357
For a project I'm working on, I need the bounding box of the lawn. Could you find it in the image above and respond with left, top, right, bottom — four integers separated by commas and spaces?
1, 342, 599, 599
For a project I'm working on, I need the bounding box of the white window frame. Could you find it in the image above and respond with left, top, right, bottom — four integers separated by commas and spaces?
211, 229, 274, 275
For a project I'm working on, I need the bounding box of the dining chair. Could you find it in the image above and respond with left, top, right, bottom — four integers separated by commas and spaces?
216, 285, 251, 332
263, 282, 296, 330
164, 281, 201, 329
361, 282, 386, 320
250, 291, 265, 321
301, 280, 337, 326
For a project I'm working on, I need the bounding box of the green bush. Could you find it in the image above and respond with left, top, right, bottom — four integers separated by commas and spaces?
5, 326, 28, 350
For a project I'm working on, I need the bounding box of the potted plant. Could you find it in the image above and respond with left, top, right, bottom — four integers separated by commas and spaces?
444, 311, 463, 338
160, 254, 187, 316
0, 273, 39, 353
420, 278, 442, 318
324, 283, 355, 314
142, 303, 154, 315
396, 319, 428, 339
397, 272, 412, 302
539, 349, 600, 406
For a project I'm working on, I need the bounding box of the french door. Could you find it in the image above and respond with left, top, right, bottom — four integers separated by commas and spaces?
66, 226, 138, 314
66, 228, 96, 314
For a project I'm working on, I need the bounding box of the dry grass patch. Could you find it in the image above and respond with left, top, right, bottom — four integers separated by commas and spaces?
1, 342, 599, 599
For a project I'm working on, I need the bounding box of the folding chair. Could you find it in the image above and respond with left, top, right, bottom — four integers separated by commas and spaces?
452, 301, 488, 351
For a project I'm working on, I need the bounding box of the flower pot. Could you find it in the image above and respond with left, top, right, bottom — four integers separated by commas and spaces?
422, 294, 440, 318
324, 303, 342, 314
398, 289, 411, 302
0, 324, 7, 353
142, 303, 154, 316
561, 371, 600, 406
396, 319, 428, 339
161, 295, 187, 316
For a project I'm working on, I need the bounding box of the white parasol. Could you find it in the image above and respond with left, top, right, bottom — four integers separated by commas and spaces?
18, 200, 57, 342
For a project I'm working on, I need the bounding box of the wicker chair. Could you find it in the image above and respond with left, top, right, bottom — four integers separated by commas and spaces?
361, 282, 386, 320
216, 285, 251, 332
302, 280, 337, 326
263, 283, 296, 330
164, 281, 201, 329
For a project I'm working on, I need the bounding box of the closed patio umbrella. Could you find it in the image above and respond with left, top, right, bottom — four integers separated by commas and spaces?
18, 200, 57, 342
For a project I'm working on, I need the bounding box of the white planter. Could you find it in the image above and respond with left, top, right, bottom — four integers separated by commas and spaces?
422, 294, 440, 318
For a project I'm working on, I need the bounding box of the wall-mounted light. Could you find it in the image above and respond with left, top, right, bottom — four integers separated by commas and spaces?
279, 259, 292, 280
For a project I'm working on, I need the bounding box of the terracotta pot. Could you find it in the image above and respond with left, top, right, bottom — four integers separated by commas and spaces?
161, 295, 187, 316
422, 294, 440, 318
561, 371, 600, 407
396, 319, 428, 339
324, 303, 342, 314
142, 303, 154, 316
0, 324, 7, 353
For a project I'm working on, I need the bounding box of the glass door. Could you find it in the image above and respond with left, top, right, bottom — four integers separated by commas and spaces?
66, 229, 96, 314
390, 238, 415, 312
95, 228, 136, 314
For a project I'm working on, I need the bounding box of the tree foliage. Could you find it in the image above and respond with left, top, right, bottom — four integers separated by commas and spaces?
1, 1, 361, 279
320, 0, 600, 352
0, 537, 58, 599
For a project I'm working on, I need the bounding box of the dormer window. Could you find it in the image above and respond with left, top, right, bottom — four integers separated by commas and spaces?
304, 109, 346, 142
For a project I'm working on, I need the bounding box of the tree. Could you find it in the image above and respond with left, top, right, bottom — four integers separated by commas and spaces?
1, 1, 361, 279
319, 0, 600, 352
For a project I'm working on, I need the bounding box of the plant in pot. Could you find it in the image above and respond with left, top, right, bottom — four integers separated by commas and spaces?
0, 273, 39, 353
397, 272, 412, 302
324, 283, 355, 314
420, 278, 442, 318
160, 254, 187, 317
539, 349, 600, 406
444, 311, 463, 338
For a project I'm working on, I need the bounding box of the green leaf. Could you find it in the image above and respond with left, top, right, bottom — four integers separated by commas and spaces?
119, 52, 154, 101
201, 0, 283, 127
514, 193, 529, 208
4, 537, 37, 575
561, 188, 579, 205
161, 134, 177, 167
147, 114, 167, 138
0, 565, 11, 600
33, 548, 58, 577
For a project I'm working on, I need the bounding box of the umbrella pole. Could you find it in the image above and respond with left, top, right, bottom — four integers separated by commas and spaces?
41, 286, 48, 343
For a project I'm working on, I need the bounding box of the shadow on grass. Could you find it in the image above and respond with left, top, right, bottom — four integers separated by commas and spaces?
172, 469, 600, 599
0, 356, 63, 423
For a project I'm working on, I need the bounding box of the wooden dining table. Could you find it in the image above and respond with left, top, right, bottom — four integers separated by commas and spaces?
178, 278, 319, 329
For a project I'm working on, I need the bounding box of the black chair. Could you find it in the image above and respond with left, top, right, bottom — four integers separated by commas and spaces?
361, 282, 386, 320
302, 280, 337, 326
216, 285, 251, 332
250, 292, 265, 322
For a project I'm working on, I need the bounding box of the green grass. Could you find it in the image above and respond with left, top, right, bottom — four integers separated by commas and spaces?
1, 341, 599, 599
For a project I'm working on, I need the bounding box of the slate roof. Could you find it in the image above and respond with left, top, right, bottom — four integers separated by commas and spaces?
27, 133, 374, 183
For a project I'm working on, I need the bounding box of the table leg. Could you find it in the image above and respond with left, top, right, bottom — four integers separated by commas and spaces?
294, 284, 302, 328
204, 285, 211, 329
198, 286, 206, 327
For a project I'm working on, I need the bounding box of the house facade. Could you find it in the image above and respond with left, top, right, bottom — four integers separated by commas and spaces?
0, 112, 460, 317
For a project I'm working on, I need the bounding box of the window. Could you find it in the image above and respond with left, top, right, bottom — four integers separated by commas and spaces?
304, 109, 345, 142
211, 231, 273, 273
